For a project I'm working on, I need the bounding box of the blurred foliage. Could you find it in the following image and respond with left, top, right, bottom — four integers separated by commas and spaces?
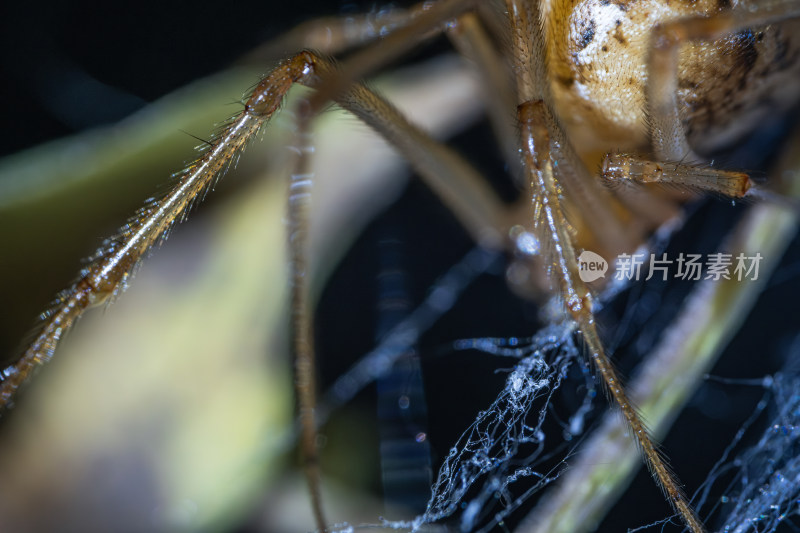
0, 53, 481, 531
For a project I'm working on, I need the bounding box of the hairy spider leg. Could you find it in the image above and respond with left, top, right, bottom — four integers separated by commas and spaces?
0, 75, 281, 408
602, 153, 753, 198
520, 120, 800, 532
453, 9, 645, 260
0, 3, 500, 530
282, 47, 512, 529
505, 0, 706, 531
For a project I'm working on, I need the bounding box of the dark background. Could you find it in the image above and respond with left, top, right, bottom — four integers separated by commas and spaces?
0, 1, 395, 156
1, 1, 800, 532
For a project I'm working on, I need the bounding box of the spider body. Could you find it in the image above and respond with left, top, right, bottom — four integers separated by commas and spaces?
548, 0, 800, 154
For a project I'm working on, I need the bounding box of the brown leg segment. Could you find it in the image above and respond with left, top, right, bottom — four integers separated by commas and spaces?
282, 46, 512, 531
602, 152, 752, 198
287, 109, 326, 530
5, 39, 507, 531
447, 11, 521, 181
0, 53, 321, 412
306, 0, 478, 114
251, 0, 481, 63
505, 0, 706, 530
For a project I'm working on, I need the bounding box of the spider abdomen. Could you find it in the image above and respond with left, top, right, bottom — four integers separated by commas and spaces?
545, 0, 800, 155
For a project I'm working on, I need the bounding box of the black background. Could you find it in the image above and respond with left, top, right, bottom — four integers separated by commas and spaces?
0, 1, 395, 156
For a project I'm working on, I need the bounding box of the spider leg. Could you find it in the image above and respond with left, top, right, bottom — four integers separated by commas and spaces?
602, 171, 685, 228
445, 4, 642, 261
504, 0, 706, 531
287, 112, 325, 531
254, 0, 480, 62
605, 1, 800, 216
1, 41, 486, 530
307, 0, 478, 113
254, 6, 431, 60
0, 55, 321, 410
646, 0, 800, 162
601, 152, 753, 198
521, 122, 800, 533
493, 0, 644, 258
282, 45, 523, 529
448, 11, 522, 182
541, 107, 645, 258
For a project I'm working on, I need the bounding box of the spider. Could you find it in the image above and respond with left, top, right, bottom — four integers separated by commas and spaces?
1, 0, 800, 532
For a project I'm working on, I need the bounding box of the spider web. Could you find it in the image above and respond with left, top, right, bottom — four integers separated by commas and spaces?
413, 324, 581, 532
328, 321, 587, 532
324, 248, 800, 533
693, 341, 800, 533
322, 242, 591, 533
